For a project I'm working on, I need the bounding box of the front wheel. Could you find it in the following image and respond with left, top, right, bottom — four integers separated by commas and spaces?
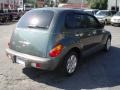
104, 37, 111, 51
61, 51, 79, 76
104, 19, 107, 25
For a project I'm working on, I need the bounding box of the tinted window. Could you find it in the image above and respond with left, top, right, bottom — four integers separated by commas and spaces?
65, 13, 77, 28
17, 10, 54, 29
80, 15, 89, 28
87, 15, 99, 28
65, 13, 87, 29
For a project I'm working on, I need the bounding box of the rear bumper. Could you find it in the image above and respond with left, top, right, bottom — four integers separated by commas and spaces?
6, 48, 58, 70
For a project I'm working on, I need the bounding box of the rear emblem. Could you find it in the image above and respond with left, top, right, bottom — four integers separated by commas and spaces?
18, 41, 31, 47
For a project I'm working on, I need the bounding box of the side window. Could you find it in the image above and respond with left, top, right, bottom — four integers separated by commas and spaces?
65, 13, 84, 29
65, 13, 76, 29
74, 14, 82, 28
87, 15, 99, 28
80, 15, 89, 28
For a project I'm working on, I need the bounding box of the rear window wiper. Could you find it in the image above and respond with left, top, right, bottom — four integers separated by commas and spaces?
28, 25, 48, 29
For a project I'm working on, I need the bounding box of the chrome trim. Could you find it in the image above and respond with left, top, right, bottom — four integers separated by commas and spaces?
6, 48, 50, 62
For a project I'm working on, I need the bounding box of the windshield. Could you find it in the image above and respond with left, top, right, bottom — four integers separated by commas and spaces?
115, 12, 120, 16
17, 10, 54, 29
96, 11, 111, 16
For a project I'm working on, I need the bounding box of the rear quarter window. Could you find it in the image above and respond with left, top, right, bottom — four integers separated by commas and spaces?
65, 13, 85, 29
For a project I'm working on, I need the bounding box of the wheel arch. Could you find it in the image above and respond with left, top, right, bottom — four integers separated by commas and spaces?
64, 47, 82, 61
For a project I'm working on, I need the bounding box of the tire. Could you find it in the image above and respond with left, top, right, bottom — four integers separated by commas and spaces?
61, 51, 79, 76
104, 37, 111, 51
104, 19, 107, 25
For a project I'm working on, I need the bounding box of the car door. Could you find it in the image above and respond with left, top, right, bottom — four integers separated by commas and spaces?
63, 12, 95, 53
86, 15, 104, 50
80, 14, 104, 54
67, 14, 98, 53
63, 12, 83, 50
71, 13, 98, 52
79, 14, 97, 53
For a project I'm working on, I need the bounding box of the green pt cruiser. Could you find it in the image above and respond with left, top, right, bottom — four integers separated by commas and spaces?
6, 8, 111, 76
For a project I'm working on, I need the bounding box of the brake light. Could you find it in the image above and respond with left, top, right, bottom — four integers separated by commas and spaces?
49, 44, 63, 57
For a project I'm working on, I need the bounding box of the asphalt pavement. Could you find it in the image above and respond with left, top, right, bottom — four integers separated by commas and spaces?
0, 23, 120, 90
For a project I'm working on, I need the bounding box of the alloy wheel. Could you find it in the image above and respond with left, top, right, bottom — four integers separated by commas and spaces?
66, 54, 78, 74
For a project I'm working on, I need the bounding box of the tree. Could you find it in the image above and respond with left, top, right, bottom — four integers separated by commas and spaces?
44, 0, 53, 7
87, 0, 108, 10
24, 0, 36, 6
59, 0, 68, 3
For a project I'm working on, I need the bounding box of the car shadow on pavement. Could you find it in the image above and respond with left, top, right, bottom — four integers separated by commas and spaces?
23, 46, 120, 90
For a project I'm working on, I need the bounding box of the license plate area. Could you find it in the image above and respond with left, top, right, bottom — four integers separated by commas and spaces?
16, 56, 25, 66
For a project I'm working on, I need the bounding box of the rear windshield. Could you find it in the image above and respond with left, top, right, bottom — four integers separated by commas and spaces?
17, 10, 54, 29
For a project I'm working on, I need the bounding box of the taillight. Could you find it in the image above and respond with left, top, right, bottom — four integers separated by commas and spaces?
49, 44, 63, 57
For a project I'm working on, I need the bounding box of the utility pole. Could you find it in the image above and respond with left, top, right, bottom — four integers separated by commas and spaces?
34, 0, 37, 8
115, 0, 117, 11
2, 0, 5, 10
23, 0, 24, 11
81, 0, 84, 8
13, 0, 15, 10
8, 0, 10, 10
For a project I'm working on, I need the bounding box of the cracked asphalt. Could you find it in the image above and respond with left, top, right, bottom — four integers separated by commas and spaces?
0, 23, 120, 90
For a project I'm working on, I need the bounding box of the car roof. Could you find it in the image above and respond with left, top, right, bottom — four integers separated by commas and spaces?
31, 7, 86, 14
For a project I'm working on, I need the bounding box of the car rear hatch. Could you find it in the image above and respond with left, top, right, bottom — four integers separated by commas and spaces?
9, 9, 54, 58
